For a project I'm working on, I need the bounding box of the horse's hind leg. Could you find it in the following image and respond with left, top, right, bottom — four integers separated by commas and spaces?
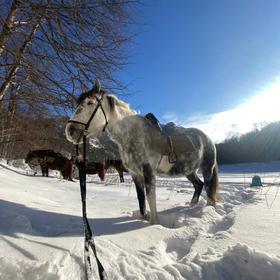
98, 167, 105, 182
40, 164, 45, 176
119, 172, 124, 183
116, 165, 125, 183
187, 172, 204, 206
143, 164, 158, 224
98, 172, 105, 182
202, 164, 219, 206
132, 175, 147, 218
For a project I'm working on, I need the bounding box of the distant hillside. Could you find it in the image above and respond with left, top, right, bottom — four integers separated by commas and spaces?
216, 121, 280, 164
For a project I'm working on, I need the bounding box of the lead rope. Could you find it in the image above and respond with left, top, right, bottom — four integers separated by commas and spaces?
76, 136, 105, 280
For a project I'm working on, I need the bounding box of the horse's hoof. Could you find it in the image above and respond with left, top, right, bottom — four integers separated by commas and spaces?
149, 217, 159, 225
141, 212, 149, 220
206, 199, 216, 207
141, 212, 158, 224
189, 197, 199, 207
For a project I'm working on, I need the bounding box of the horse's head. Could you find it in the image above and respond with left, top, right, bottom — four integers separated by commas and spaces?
66, 79, 117, 144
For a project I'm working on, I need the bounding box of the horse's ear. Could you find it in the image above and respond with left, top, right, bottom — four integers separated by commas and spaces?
93, 79, 101, 93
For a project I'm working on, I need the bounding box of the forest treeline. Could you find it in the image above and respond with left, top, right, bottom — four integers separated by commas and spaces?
0, 110, 74, 159
216, 121, 280, 164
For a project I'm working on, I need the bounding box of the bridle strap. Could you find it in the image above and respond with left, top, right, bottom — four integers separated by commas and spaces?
68, 96, 108, 133
76, 138, 105, 280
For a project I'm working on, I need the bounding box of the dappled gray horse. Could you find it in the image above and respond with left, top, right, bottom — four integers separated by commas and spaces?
65, 80, 219, 224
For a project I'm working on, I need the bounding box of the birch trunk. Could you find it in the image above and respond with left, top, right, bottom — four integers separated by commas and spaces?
0, 21, 40, 102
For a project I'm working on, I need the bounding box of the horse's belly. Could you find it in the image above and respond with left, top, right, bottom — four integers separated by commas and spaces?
156, 156, 174, 174
156, 154, 200, 176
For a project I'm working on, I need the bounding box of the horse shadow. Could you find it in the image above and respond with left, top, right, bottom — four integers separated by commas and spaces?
0, 199, 148, 238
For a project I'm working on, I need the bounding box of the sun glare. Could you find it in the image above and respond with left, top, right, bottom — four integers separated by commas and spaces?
174, 77, 280, 143
240, 79, 280, 125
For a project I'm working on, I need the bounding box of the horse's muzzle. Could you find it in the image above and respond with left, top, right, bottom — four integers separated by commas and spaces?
65, 123, 86, 144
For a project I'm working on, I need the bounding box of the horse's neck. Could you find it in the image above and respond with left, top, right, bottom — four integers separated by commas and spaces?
108, 104, 136, 133
106, 112, 137, 152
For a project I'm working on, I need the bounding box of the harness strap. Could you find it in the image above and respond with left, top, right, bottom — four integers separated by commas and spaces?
76, 138, 105, 280
167, 136, 177, 164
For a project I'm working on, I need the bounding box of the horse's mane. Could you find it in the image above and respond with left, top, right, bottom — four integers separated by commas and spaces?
107, 94, 137, 115
76, 89, 136, 118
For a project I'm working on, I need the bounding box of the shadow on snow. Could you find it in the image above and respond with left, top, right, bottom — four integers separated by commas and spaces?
0, 199, 148, 238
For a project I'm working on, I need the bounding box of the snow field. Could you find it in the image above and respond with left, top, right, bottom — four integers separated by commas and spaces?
0, 160, 280, 279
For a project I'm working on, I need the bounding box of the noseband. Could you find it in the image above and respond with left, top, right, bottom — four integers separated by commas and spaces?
67, 95, 109, 133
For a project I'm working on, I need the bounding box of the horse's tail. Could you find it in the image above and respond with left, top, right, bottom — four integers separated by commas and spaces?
209, 163, 219, 203
201, 136, 219, 204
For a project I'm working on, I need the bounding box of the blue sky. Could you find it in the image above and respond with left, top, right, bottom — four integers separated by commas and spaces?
118, 0, 280, 142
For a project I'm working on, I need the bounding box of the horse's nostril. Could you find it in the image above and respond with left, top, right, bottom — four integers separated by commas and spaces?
69, 124, 75, 136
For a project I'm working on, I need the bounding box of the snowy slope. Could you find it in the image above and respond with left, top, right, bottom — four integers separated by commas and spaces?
0, 160, 280, 280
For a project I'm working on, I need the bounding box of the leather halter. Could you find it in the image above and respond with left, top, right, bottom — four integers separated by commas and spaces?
67, 95, 109, 133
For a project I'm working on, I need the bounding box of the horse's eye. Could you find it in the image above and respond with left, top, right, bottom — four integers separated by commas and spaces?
87, 101, 94, 105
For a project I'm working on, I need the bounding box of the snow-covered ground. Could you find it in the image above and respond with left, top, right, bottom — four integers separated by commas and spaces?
0, 160, 280, 280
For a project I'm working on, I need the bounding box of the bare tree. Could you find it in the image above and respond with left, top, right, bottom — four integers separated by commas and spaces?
1, 0, 134, 102
0, 0, 136, 159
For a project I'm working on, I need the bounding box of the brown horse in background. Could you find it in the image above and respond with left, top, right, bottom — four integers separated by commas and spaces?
25, 150, 75, 181
45, 156, 75, 181
105, 159, 128, 183
86, 161, 106, 181
72, 156, 127, 182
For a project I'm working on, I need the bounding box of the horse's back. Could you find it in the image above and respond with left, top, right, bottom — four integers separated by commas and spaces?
163, 125, 214, 154
176, 127, 217, 171
159, 125, 216, 176
25, 149, 57, 161
163, 124, 208, 142
118, 115, 215, 175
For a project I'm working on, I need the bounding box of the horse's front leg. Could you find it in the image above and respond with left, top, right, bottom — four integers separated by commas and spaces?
131, 174, 147, 219
143, 164, 158, 224
40, 163, 45, 176
120, 172, 124, 183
